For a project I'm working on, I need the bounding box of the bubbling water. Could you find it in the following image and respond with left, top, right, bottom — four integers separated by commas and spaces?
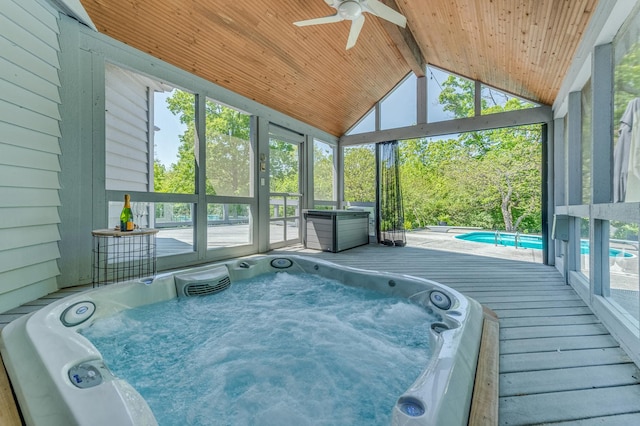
81, 272, 436, 425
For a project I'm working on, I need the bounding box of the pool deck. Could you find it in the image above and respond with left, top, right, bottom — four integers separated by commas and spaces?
2, 229, 640, 425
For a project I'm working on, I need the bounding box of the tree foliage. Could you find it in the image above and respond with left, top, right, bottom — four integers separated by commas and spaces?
269, 139, 299, 193
395, 77, 542, 232
154, 90, 197, 194
204, 100, 251, 197
313, 142, 335, 201
158, 76, 542, 234
615, 41, 640, 123
156, 90, 312, 202
155, 91, 250, 197
343, 145, 376, 203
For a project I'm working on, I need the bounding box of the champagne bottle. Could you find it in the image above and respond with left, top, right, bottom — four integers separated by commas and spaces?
120, 194, 134, 231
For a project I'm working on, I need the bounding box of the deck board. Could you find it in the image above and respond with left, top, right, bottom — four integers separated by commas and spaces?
472, 294, 583, 303
501, 347, 631, 372
487, 300, 588, 309
0, 354, 21, 426
493, 306, 594, 318
500, 323, 609, 339
462, 288, 578, 297
500, 363, 640, 396
549, 412, 640, 425
469, 311, 500, 426
500, 334, 621, 354
499, 314, 600, 327
499, 385, 640, 425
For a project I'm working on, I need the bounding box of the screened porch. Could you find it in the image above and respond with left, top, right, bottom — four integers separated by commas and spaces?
2, 0, 640, 424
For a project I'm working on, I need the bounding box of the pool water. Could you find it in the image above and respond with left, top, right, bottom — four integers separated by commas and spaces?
81, 272, 436, 425
455, 231, 633, 258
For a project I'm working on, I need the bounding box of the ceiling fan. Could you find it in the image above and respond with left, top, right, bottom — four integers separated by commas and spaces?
294, 0, 407, 50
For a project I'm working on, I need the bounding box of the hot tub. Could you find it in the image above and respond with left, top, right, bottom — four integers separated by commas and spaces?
0, 255, 483, 426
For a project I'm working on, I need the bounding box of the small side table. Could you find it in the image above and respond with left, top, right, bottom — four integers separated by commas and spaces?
92, 228, 159, 287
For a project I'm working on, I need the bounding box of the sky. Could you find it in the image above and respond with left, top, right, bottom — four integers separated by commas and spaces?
153, 90, 185, 167
348, 67, 461, 135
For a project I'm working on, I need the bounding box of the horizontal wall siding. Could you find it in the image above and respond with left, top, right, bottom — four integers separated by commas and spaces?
105, 63, 150, 192
0, 0, 62, 313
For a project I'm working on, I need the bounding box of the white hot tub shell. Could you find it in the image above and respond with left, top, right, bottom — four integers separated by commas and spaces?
0, 255, 484, 426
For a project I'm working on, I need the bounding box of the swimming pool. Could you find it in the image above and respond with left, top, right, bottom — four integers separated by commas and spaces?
455, 231, 633, 258
0, 255, 484, 426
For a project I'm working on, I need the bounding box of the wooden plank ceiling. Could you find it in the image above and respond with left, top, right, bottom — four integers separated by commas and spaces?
79, 0, 598, 137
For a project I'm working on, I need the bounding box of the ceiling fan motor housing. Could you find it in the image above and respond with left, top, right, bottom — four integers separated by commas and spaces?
339, 1, 362, 20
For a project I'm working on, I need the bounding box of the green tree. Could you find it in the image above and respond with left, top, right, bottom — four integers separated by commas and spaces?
433, 80, 542, 231
162, 135, 197, 194
394, 79, 541, 232
160, 90, 309, 209
153, 161, 167, 192
161, 91, 248, 196
159, 90, 197, 195
439, 76, 475, 118
344, 145, 375, 202
269, 139, 299, 193
400, 137, 466, 228
615, 41, 640, 123
313, 142, 335, 201
205, 100, 251, 197
458, 133, 541, 232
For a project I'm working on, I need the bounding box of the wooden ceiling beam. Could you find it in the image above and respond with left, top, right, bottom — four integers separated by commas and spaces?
378, 0, 426, 77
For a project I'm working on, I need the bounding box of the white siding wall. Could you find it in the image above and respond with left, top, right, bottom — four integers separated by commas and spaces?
0, 0, 62, 312
105, 63, 151, 192
105, 64, 174, 225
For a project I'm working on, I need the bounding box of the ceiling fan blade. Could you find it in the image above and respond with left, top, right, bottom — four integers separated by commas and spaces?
346, 15, 365, 50
294, 14, 343, 27
363, 0, 407, 28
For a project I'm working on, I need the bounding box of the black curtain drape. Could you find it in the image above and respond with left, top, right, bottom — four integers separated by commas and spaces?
376, 141, 406, 246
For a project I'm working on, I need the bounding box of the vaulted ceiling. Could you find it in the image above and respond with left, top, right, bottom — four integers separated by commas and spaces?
79, 0, 598, 137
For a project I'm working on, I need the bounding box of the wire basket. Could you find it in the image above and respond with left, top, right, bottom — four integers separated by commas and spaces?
92, 229, 158, 287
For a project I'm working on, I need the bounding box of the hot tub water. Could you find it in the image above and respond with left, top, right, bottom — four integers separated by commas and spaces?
81, 272, 436, 425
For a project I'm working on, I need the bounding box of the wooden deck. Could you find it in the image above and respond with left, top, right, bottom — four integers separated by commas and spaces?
2, 237, 640, 424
